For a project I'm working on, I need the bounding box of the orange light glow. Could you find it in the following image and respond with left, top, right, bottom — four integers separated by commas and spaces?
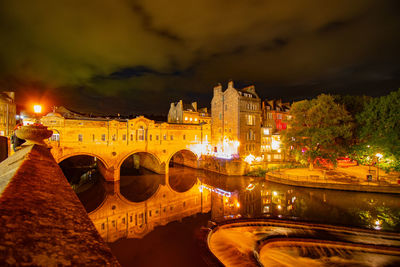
33, 105, 42, 114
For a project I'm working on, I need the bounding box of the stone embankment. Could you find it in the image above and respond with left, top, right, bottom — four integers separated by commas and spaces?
266, 169, 400, 194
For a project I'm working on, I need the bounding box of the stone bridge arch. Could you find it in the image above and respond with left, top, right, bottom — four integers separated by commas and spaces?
56, 152, 114, 183
118, 150, 164, 175
167, 148, 199, 169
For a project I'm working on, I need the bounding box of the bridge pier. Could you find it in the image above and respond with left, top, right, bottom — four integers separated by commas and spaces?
97, 163, 120, 182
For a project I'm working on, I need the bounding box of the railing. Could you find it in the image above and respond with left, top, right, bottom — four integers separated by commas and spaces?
268, 171, 400, 186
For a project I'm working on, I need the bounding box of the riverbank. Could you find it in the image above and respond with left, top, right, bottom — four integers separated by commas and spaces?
266, 167, 400, 194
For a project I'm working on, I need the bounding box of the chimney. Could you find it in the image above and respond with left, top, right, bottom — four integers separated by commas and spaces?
228, 80, 234, 89
213, 83, 222, 96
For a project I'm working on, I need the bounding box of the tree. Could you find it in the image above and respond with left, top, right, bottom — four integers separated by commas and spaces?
355, 89, 400, 172
282, 94, 353, 170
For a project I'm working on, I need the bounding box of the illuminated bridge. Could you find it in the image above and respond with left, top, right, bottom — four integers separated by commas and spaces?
40, 114, 212, 181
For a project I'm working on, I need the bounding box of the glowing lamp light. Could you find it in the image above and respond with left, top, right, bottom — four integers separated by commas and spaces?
33, 104, 42, 114
374, 219, 382, 230
236, 202, 240, 208
272, 191, 278, 196
277, 205, 282, 210
244, 154, 255, 164
376, 153, 383, 159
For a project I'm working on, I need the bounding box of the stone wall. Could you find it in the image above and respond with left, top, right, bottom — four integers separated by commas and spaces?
0, 145, 119, 266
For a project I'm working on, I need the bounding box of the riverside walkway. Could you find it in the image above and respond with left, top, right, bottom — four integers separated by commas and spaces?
266, 166, 400, 194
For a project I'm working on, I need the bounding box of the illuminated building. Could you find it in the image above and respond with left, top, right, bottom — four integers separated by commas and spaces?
211, 81, 261, 158
168, 100, 211, 125
261, 99, 291, 161
0, 92, 16, 137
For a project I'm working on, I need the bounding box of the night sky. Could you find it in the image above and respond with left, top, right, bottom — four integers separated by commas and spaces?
1, 0, 399, 115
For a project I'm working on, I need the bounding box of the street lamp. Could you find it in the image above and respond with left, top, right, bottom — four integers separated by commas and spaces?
33, 104, 43, 124
33, 104, 42, 114
376, 153, 383, 182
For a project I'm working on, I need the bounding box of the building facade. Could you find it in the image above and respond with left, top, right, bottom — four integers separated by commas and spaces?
211, 81, 261, 158
168, 100, 211, 125
0, 92, 16, 137
261, 99, 291, 161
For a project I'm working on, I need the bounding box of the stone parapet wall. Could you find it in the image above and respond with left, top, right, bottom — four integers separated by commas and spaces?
0, 145, 119, 266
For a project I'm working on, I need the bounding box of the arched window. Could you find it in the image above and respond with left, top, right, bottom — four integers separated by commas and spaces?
138, 126, 145, 141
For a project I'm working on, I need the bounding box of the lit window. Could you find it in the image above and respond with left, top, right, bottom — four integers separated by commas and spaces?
78, 134, 83, 142
102, 134, 106, 141
185, 117, 188, 121
50, 133, 60, 141
163, 134, 167, 140
195, 118, 198, 122
247, 115, 255, 125
138, 126, 144, 141
190, 117, 193, 121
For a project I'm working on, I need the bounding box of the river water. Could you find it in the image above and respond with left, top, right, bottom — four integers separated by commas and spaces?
76, 166, 400, 266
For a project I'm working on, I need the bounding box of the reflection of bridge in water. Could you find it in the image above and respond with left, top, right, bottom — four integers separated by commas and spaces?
89, 178, 212, 242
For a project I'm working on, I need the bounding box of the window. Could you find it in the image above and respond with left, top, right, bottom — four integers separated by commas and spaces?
101, 223, 105, 230
102, 134, 106, 141
263, 128, 270, 135
246, 115, 255, 125
50, 133, 60, 141
183, 134, 186, 140
150, 134, 152, 141
138, 126, 145, 141
225, 104, 227, 111
163, 134, 167, 140
122, 134, 126, 141
112, 134, 116, 141
156, 135, 159, 141
130, 134, 133, 141
190, 117, 193, 122
194, 118, 198, 122
277, 114, 282, 120
170, 135, 173, 140
247, 129, 256, 141
185, 117, 188, 121
219, 113, 222, 120
78, 134, 83, 142
92, 134, 95, 141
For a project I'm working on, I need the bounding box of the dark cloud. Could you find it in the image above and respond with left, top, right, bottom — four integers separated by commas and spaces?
0, 0, 399, 114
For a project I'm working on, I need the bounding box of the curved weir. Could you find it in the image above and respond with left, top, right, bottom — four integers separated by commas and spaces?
207, 219, 400, 267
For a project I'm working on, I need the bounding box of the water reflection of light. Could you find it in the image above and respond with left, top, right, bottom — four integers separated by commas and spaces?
199, 185, 232, 197
246, 183, 255, 191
